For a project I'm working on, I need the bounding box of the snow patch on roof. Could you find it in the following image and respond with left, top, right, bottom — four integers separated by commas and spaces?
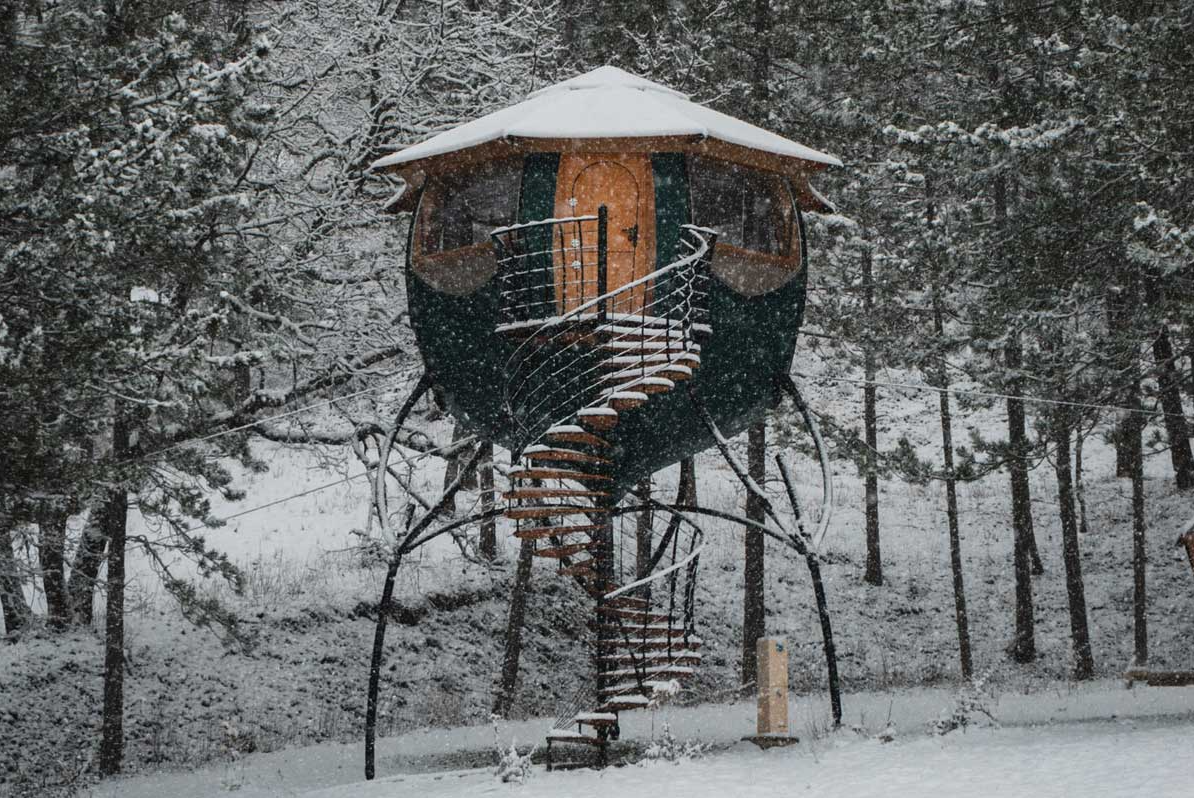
371, 66, 841, 170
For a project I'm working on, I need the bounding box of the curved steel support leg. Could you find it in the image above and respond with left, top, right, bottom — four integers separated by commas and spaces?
776, 375, 836, 551
683, 380, 843, 728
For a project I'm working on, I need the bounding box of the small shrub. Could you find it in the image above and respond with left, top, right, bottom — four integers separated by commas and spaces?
932, 674, 997, 736
492, 714, 534, 783
640, 723, 705, 764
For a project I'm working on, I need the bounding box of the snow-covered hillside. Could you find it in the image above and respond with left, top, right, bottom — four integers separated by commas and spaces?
4, 373, 1194, 797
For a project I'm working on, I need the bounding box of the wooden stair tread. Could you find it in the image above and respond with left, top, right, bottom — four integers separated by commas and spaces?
600, 680, 676, 697
546, 730, 605, 746
536, 542, 591, 559
599, 653, 703, 665
592, 624, 691, 639
545, 429, 612, 448
575, 716, 618, 728
596, 638, 702, 651
515, 523, 605, 540
523, 447, 613, 466
602, 596, 650, 609
558, 561, 598, 577
601, 353, 700, 368
577, 413, 619, 431
509, 468, 613, 483
504, 488, 611, 500
602, 665, 695, 679
595, 606, 674, 623
507, 505, 608, 520
608, 395, 646, 411
597, 697, 652, 711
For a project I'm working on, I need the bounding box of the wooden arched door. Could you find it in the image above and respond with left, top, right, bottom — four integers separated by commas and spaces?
554, 153, 656, 317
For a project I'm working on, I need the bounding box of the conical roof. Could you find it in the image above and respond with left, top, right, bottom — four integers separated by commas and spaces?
370, 66, 840, 174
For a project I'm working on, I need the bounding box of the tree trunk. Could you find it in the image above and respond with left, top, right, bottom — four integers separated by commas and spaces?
742, 421, 766, 686
1050, 409, 1095, 680
1115, 417, 1133, 478
365, 551, 402, 780
1074, 428, 1090, 537
68, 511, 109, 625
934, 301, 973, 680
97, 488, 129, 774
1006, 338, 1044, 576
862, 251, 883, 586
1005, 356, 1038, 661
493, 536, 535, 717
441, 424, 466, 514
478, 441, 496, 561
37, 508, 70, 630
1127, 385, 1149, 666
749, 0, 771, 124
1152, 325, 1194, 490
0, 511, 31, 635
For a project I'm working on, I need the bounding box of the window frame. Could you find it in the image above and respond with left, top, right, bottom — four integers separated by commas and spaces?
412, 157, 522, 265
687, 155, 802, 272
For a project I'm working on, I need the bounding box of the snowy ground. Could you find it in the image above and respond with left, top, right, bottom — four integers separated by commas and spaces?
82, 681, 1194, 798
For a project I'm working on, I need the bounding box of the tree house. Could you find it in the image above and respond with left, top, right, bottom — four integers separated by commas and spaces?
373, 66, 839, 491
371, 65, 839, 762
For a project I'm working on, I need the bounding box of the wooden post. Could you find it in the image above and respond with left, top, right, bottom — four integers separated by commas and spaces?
756, 637, 789, 736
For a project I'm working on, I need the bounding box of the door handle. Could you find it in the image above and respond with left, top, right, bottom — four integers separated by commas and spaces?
623, 224, 639, 246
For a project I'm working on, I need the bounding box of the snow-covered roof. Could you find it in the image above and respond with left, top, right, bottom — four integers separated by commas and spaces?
370, 66, 841, 172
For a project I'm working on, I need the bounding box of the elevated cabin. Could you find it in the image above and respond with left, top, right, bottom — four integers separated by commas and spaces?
371, 66, 839, 490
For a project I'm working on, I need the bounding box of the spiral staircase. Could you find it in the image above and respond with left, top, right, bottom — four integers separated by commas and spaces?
492, 211, 715, 765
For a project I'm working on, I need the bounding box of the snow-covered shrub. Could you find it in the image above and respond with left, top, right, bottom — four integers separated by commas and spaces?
495, 741, 535, 783
932, 675, 997, 735
492, 714, 535, 783
640, 723, 705, 763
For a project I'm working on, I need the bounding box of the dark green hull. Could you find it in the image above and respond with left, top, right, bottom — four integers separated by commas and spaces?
406, 154, 807, 492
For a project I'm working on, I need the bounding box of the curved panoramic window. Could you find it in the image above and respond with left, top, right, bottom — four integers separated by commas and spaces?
689, 156, 801, 296
412, 158, 521, 295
